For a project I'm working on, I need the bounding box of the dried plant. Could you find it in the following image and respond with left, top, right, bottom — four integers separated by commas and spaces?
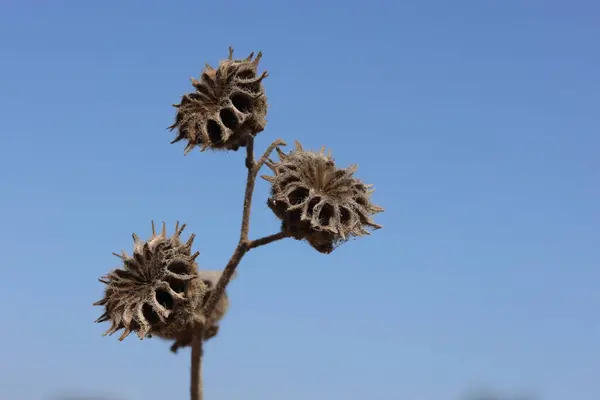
94, 47, 383, 400
169, 47, 268, 153
94, 221, 208, 341
263, 141, 383, 253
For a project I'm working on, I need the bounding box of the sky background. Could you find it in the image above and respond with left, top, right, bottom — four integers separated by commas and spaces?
0, 1, 599, 399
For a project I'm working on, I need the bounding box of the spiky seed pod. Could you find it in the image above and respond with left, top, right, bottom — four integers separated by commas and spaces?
169, 47, 269, 154
94, 221, 208, 341
169, 270, 234, 353
262, 141, 384, 254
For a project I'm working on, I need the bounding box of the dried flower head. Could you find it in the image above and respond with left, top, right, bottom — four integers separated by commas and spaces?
94, 221, 208, 341
169, 270, 234, 353
169, 47, 268, 154
263, 141, 383, 253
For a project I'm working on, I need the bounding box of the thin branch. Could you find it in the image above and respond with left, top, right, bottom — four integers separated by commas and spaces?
245, 135, 255, 170
202, 232, 287, 318
190, 332, 204, 400
255, 138, 286, 172
202, 241, 248, 318
248, 231, 288, 249
202, 137, 287, 319
240, 137, 256, 241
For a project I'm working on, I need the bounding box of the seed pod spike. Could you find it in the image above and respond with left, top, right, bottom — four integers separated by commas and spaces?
261, 175, 276, 183
119, 328, 132, 341
275, 147, 286, 158
95, 313, 109, 323
186, 233, 196, 248
93, 298, 107, 306
104, 322, 121, 337
170, 133, 185, 144
137, 323, 150, 340
183, 143, 195, 155
256, 70, 269, 83
253, 51, 263, 66
265, 159, 276, 171
371, 204, 384, 213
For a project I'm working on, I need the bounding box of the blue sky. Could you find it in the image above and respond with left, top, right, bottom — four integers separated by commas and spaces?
1, 1, 598, 399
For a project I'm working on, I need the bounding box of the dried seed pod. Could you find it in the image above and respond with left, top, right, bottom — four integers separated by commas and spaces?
94, 221, 208, 341
169, 270, 235, 353
262, 141, 383, 253
169, 47, 268, 154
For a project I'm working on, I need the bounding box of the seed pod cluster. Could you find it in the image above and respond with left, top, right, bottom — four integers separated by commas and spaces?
94, 221, 208, 341
169, 47, 269, 154
263, 141, 383, 254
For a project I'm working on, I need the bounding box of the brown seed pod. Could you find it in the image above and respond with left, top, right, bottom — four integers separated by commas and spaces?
262, 141, 384, 253
94, 221, 208, 341
169, 47, 268, 154
168, 270, 234, 353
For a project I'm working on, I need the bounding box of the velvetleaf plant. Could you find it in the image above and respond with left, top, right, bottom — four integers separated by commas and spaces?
94, 47, 383, 400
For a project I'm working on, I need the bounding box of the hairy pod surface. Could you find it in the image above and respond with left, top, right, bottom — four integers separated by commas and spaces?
262, 141, 383, 253
169, 47, 268, 154
94, 221, 208, 341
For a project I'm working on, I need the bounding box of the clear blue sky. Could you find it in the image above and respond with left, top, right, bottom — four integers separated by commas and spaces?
1, 1, 598, 399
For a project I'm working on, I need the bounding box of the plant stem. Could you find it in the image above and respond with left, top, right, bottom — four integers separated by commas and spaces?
247, 231, 288, 249
240, 137, 256, 241
189, 137, 288, 400
190, 331, 204, 400
202, 137, 287, 319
